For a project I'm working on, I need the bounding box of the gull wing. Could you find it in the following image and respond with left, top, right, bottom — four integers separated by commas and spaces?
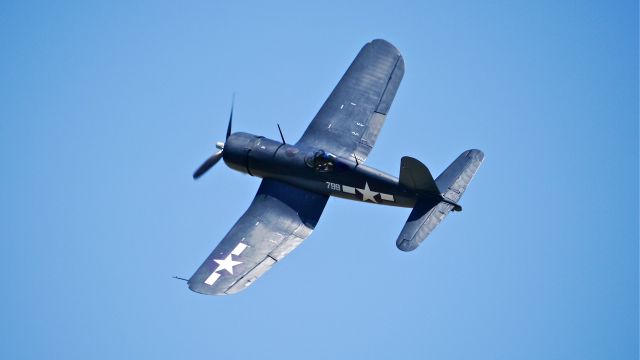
296, 39, 405, 162
188, 179, 328, 295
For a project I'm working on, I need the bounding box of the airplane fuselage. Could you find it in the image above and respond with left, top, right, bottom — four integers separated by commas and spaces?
222, 132, 418, 208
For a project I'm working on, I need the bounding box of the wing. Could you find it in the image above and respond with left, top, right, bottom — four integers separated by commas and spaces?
296, 39, 405, 162
188, 179, 328, 295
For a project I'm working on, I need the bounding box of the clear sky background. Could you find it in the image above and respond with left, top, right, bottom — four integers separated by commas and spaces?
1, 1, 637, 359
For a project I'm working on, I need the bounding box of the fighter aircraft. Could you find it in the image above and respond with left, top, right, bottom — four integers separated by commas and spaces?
186, 39, 484, 295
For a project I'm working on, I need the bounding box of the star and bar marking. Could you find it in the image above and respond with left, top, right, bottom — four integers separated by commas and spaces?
204, 242, 248, 286
328, 181, 395, 203
356, 182, 378, 202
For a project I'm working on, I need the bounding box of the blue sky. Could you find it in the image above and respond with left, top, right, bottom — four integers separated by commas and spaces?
1, 1, 637, 359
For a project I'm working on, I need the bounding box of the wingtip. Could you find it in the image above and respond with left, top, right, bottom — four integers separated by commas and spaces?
368, 39, 402, 56
187, 281, 229, 296
465, 149, 485, 162
396, 238, 419, 252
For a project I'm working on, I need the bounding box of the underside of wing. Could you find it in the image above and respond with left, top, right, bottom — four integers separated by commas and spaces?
296, 39, 405, 162
188, 179, 328, 295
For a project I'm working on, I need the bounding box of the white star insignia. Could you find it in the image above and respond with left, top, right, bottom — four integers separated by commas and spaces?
356, 182, 379, 203
213, 254, 242, 275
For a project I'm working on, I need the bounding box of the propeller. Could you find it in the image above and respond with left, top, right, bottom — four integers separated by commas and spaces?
193, 96, 234, 180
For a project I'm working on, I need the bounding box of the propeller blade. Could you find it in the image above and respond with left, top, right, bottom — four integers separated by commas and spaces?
226, 94, 234, 139
194, 94, 233, 180
193, 151, 223, 179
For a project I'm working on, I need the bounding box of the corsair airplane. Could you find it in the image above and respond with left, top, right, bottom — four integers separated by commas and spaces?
186, 39, 484, 295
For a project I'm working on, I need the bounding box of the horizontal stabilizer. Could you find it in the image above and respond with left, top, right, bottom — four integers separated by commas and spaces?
436, 149, 485, 203
396, 149, 484, 251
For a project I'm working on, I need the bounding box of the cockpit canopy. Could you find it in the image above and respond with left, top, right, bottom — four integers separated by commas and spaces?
305, 150, 349, 173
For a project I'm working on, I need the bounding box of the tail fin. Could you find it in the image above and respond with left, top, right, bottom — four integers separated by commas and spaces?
396, 149, 484, 252
399, 156, 440, 196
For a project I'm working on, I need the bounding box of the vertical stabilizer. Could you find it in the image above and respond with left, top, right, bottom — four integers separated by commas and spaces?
399, 156, 440, 195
